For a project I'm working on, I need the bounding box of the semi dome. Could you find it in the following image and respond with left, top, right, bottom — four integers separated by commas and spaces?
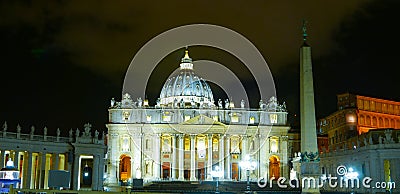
159, 50, 214, 108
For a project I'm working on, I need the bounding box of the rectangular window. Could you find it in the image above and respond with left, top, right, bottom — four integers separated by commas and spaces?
184, 115, 191, 121
146, 115, 152, 122
162, 115, 171, 122
270, 114, 278, 124
249, 117, 255, 124
213, 115, 219, 122
231, 115, 239, 123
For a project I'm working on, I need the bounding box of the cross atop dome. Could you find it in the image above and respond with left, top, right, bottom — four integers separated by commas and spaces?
180, 49, 193, 70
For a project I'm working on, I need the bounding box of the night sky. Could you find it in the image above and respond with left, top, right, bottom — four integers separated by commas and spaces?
1, 0, 399, 135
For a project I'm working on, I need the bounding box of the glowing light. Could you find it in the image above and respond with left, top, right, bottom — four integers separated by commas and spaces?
84, 172, 89, 177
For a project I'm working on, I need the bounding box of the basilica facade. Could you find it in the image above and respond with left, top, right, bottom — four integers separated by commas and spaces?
104, 50, 290, 187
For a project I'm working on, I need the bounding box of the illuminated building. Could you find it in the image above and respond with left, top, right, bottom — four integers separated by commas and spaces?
318, 93, 400, 150
104, 50, 290, 188
318, 94, 400, 193
0, 123, 106, 190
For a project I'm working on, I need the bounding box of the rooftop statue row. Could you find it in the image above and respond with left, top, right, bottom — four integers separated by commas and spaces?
110, 93, 287, 112
1, 121, 104, 144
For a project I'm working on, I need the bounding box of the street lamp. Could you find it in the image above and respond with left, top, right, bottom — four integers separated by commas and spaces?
210, 166, 224, 194
239, 155, 257, 194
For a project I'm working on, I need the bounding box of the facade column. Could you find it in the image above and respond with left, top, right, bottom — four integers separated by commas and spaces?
107, 133, 118, 185
190, 135, 197, 181
259, 135, 268, 179
23, 152, 32, 189
39, 152, 46, 189
240, 135, 248, 181
133, 133, 143, 179
92, 154, 100, 191
281, 136, 289, 178
0, 150, 4, 168
225, 135, 231, 180
171, 134, 177, 180
206, 134, 213, 180
218, 135, 225, 179
52, 153, 59, 170
154, 134, 161, 179
178, 134, 184, 180
72, 154, 80, 190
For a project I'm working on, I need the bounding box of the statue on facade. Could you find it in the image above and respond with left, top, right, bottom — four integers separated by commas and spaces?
384, 129, 394, 144
363, 137, 368, 146
69, 128, 73, 138
240, 99, 245, 109
156, 98, 161, 108
173, 98, 178, 108
30, 126, 35, 135
137, 97, 143, 108
76, 128, 80, 138
57, 128, 61, 137
95, 130, 99, 139
180, 98, 184, 108
2, 121, 7, 132
17, 124, 21, 134
224, 99, 229, 109
378, 136, 383, 144
218, 99, 223, 109
110, 97, 115, 107
43, 127, 47, 136
84, 123, 92, 137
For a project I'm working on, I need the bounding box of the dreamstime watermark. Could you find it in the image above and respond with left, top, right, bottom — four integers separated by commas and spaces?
257, 165, 396, 190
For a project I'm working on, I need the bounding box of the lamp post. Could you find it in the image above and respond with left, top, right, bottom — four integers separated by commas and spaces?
210, 166, 223, 194
239, 155, 257, 194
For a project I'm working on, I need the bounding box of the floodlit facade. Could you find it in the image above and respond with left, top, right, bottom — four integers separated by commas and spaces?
0, 123, 106, 191
104, 50, 290, 187
318, 94, 400, 193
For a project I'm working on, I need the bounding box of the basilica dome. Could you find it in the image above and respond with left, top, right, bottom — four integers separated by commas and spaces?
159, 50, 214, 108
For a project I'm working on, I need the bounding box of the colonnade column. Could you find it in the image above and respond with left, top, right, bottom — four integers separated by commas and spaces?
39, 152, 46, 189
178, 134, 184, 180
171, 134, 177, 180
52, 153, 59, 170
241, 135, 248, 181
219, 135, 225, 179
0, 150, 5, 168
206, 134, 213, 180
190, 135, 196, 181
225, 135, 231, 180
72, 154, 80, 190
23, 151, 32, 189
92, 154, 100, 191
154, 134, 161, 179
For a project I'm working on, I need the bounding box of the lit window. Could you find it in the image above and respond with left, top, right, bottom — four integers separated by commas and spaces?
123, 111, 130, 121
231, 114, 239, 123
271, 139, 278, 153
213, 115, 219, 121
270, 114, 278, 124
184, 115, 191, 121
146, 115, 152, 122
249, 117, 255, 124
163, 115, 171, 122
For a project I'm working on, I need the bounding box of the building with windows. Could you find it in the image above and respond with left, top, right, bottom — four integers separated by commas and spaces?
318, 93, 400, 150
318, 94, 400, 193
104, 50, 290, 188
0, 123, 106, 191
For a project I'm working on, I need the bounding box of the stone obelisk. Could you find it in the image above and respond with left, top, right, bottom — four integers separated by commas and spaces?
299, 20, 320, 194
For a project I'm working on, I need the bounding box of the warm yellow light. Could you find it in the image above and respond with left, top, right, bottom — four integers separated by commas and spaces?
231, 115, 239, 123
271, 140, 278, 153
249, 117, 255, 124
184, 115, 191, 121
162, 115, 171, 122
213, 115, 219, 121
